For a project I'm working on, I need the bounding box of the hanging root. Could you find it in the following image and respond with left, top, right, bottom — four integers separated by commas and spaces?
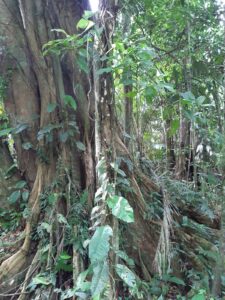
154, 187, 173, 276
0, 169, 42, 288
17, 250, 40, 300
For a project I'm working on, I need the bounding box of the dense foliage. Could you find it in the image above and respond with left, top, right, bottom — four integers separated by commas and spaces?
0, 0, 225, 299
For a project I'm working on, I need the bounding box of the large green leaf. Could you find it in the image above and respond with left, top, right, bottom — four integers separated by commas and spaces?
107, 196, 134, 223
162, 274, 185, 286
96, 67, 112, 75
22, 191, 29, 201
0, 128, 13, 137
32, 275, 52, 286
13, 123, 29, 134
91, 261, 109, 297
8, 190, 21, 204
76, 141, 86, 151
77, 18, 94, 30
63, 95, 77, 110
89, 225, 112, 264
16, 180, 27, 189
115, 264, 136, 288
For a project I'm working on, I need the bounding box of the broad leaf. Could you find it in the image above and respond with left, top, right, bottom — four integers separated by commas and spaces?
76, 141, 86, 151
22, 191, 29, 201
59, 252, 71, 260
8, 191, 21, 204
89, 225, 113, 264
0, 128, 13, 137
115, 264, 136, 288
16, 180, 27, 189
77, 54, 89, 74
107, 196, 134, 223
162, 274, 185, 286
59, 131, 69, 143
13, 123, 29, 134
77, 18, 94, 30
96, 67, 112, 76
57, 213, 68, 225
91, 261, 109, 297
40, 222, 51, 233
115, 250, 135, 267
83, 10, 95, 19
32, 275, 51, 286
196, 96, 205, 106
63, 95, 77, 110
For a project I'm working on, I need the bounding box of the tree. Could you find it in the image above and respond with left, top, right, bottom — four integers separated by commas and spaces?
0, 0, 223, 299
0, 0, 93, 296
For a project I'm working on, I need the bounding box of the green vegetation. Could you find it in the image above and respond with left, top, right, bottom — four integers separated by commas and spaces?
0, 0, 225, 299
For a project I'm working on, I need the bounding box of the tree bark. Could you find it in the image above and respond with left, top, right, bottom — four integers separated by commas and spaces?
0, 0, 93, 295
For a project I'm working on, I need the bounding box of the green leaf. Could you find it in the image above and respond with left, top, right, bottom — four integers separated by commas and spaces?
60, 289, 76, 300
48, 193, 58, 204
191, 293, 205, 300
76, 141, 86, 151
0, 128, 13, 137
47, 103, 57, 113
180, 91, 195, 105
145, 86, 157, 103
196, 96, 205, 106
59, 131, 69, 143
8, 190, 21, 204
22, 191, 29, 201
89, 225, 113, 264
91, 261, 109, 297
115, 250, 135, 267
115, 264, 136, 288
59, 252, 71, 260
162, 274, 185, 286
37, 123, 61, 140
32, 275, 51, 286
76, 269, 90, 290
16, 180, 27, 189
51, 28, 69, 36
77, 54, 89, 74
41, 222, 51, 233
63, 95, 77, 110
77, 18, 89, 29
168, 119, 180, 136
13, 123, 29, 134
57, 213, 68, 225
110, 162, 126, 177
96, 68, 112, 76
162, 83, 175, 92
107, 196, 134, 223
77, 18, 94, 30
83, 10, 95, 19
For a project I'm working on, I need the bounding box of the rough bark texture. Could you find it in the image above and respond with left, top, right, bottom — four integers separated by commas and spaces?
0, 140, 21, 209
0, 0, 94, 295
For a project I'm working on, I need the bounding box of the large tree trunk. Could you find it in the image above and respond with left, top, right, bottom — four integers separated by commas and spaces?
0, 0, 93, 296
